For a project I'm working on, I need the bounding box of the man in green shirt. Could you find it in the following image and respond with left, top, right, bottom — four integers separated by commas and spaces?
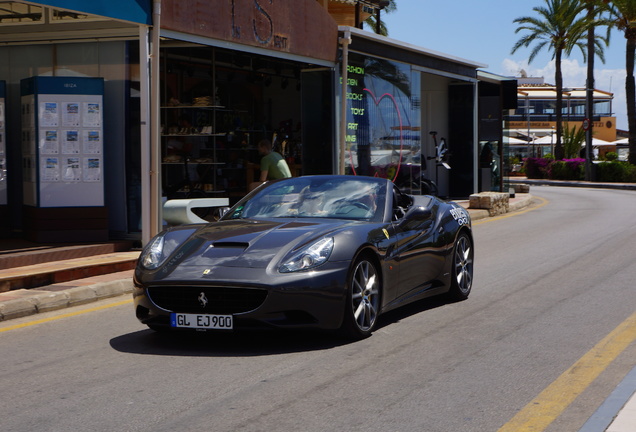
258, 139, 292, 181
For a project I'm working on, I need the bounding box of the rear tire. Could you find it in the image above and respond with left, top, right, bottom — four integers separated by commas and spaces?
448, 232, 473, 301
340, 256, 381, 339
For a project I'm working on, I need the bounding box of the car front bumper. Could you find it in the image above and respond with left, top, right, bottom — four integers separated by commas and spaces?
133, 262, 350, 331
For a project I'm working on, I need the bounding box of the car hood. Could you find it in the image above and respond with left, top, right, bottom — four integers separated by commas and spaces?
174, 218, 353, 269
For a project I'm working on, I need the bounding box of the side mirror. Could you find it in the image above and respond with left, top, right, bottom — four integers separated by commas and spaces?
398, 206, 432, 228
218, 206, 231, 219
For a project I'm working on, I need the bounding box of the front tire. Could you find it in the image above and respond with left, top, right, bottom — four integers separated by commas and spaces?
448, 232, 473, 300
340, 256, 381, 339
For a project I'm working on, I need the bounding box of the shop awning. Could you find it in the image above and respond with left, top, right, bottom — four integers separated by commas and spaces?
32, 0, 152, 25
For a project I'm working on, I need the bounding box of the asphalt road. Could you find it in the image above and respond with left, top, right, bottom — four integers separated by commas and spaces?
1, 186, 635, 432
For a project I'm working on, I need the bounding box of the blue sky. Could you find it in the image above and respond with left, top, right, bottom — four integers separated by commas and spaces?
381, 1, 629, 130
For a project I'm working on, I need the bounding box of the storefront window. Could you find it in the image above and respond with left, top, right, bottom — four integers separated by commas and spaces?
159, 44, 307, 205
344, 52, 421, 193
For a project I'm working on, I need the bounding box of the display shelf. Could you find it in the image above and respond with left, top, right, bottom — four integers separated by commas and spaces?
159, 47, 279, 200
162, 133, 227, 137
161, 105, 225, 111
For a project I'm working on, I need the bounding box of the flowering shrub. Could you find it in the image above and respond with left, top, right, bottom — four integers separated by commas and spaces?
523, 157, 551, 179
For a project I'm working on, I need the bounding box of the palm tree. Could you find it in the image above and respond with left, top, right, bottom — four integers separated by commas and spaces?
600, 0, 636, 165
584, 0, 612, 180
512, 0, 591, 160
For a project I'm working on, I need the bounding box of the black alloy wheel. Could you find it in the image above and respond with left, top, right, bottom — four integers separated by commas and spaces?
448, 232, 473, 300
341, 256, 381, 339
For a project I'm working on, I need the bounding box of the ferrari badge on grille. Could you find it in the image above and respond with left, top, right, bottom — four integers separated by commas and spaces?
198, 292, 208, 308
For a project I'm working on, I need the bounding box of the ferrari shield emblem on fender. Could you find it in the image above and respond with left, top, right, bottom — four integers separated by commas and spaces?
382, 228, 390, 239
203, 269, 211, 275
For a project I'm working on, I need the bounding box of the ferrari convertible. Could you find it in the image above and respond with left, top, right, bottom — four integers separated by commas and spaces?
133, 175, 474, 339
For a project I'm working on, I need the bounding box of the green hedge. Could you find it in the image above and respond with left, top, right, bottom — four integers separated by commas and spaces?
597, 161, 636, 183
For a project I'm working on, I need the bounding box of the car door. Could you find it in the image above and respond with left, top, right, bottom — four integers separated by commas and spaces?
393, 197, 444, 300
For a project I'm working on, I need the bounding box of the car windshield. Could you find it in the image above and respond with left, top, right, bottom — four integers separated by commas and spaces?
226, 176, 387, 222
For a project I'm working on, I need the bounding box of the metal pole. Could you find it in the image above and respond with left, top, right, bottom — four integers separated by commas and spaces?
139, 26, 152, 245
149, 0, 162, 237
585, 1, 595, 181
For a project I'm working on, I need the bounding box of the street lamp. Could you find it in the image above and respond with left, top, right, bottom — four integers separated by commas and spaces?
551, 126, 554, 156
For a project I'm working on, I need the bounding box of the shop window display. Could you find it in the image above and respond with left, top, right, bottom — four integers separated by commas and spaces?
344, 52, 421, 194
160, 45, 304, 204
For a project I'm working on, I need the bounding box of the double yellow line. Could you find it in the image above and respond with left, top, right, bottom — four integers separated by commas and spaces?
499, 310, 636, 431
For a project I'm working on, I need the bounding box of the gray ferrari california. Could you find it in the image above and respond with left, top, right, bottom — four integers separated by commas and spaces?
133, 175, 473, 339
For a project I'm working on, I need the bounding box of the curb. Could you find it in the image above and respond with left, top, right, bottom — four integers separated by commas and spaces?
458, 193, 534, 222
0, 273, 134, 321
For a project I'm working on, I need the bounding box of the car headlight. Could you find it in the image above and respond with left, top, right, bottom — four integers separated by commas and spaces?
139, 229, 196, 270
279, 237, 334, 273
140, 235, 165, 270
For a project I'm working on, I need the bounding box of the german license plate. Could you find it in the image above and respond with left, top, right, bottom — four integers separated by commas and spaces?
170, 313, 233, 330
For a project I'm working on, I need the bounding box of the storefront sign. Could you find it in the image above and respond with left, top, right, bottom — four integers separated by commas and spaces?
161, 0, 337, 62
509, 117, 616, 141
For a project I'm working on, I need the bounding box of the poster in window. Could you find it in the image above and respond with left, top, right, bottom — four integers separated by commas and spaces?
40, 130, 59, 154
62, 130, 80, 154
62, 102, 81, 127
41, 156, 59, 182
83, 157, 101, 182
39, 102, 59, 127
82, 130, 101, 154
62, 157, 81, 182
83, 102, 101, 127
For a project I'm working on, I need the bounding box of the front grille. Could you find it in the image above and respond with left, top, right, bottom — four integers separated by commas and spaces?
147, 286, 268, 314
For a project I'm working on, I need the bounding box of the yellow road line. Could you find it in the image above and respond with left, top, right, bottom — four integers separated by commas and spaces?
498, 310, 636, 431
0, 298, 133, 333
473, 196, 549, 225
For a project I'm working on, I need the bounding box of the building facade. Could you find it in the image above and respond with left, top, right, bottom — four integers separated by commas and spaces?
0, 0, 511, 245
507, 76, 616, 159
